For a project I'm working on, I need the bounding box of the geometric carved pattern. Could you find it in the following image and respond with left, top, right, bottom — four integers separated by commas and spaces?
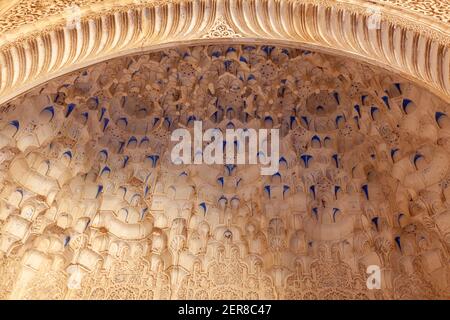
70, 247, 171, 300
177, 246, 276, 299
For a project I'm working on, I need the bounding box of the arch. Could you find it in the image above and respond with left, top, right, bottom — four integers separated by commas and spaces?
0, 0, 448, 106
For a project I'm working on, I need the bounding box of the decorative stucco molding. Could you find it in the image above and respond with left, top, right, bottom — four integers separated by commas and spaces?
0, 0, 449, 105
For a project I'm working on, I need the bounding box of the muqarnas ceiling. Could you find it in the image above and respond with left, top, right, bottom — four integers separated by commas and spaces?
0, 45, 450, 300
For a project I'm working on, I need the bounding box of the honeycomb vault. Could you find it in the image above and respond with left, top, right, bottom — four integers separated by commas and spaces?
0, 44, 450, 300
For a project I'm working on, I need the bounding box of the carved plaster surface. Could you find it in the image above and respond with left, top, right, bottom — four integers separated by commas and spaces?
0, 44, 450, 299
0, 0, 449, 107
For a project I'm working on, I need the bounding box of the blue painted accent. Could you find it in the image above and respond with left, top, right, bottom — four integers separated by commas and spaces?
413, 153, 423, 169
144, 185, 150, 196
9, 120, 19, 130
402, 99, 412, 113
301, 116, 309, 127
64, 236, 71, 247
138, 107, 147, 115
199, 202, 207, 214
290, 116, 296, 129
218, 195, 227, 204
370, 106, 379, 119
54, 93, 62, 103
300, 154, 313, 168
224, 60, 232, 70
66, 103, 76, 117
231, 196, 239, 204
312, 135, 321, 144
395, 236, 402, 251
118, 117, 128, 127
362, 184, 369, 200
226, 47, 236, 54
333, 92, 340, 105
361, 95, 367, 105
310, 185, 316, 199
101, 166, 111, 175
391, 148, 399, 161
140, 136, 149, 146
141, 207, 148, 219
354, 116, 360, 129
354, 105, 361, 117
261, 46, 274, 55
435, 112, 447, 126
212, 51, 221, 58
398, 213, 404, 225
118, 141, 125, 154
248, 74, 256, 81
119, 186, 127, 195
333, 208, 340, 222
334, 185, 340, 199
96, 185, 103, 198
127, 136, 137, 146
264, 185, 271, 198
394, 83, 402, 93
372, 217, 379, 231
227, 121, 235, 129
239, 56, 248, 63
335, 115, 344, 127
281, 49, 289, 55
187, 115, 196, 125
99, 149, 108, 161
217, 177, 224, 187
123, 156, 129, 168
63, 150, 72, 159
222, 140, 227, 151
272, 172, 281, 179
99, 107, 106, 121
312, 207, 318, 219
42, 106, 55, 120
382, 96, 390, 109
283, 185, 290, 197
332, 154, 339, 168
436, 111, 446, 121
164, 117, 171, 128
148, 155, 159, 167
225, 164, 235, 175
102, 118, 109, 131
